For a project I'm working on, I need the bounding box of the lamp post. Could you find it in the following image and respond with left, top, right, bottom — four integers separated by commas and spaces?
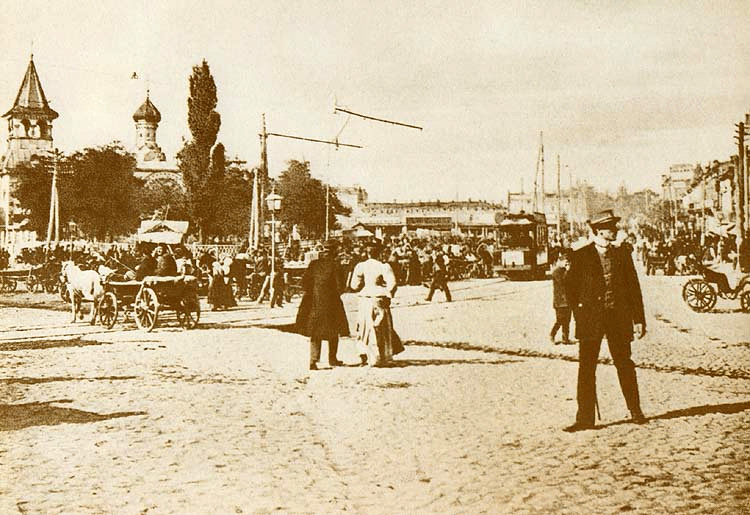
265, 190, 282, 280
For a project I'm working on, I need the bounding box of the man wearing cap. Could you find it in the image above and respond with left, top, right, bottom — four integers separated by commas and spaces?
564, 209, 647, 432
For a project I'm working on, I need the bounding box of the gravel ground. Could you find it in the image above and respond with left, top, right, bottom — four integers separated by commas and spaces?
0, 272, 748, 514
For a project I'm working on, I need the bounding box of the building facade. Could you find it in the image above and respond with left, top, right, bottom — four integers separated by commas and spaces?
506, 190, 588, 232
355, 199, 506, 238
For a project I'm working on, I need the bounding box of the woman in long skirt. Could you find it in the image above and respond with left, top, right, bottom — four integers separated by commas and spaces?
349, 245, 403, 367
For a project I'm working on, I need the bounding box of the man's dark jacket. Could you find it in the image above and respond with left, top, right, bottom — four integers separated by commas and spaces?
565, 242, 645, 342
295, 256, 350, 340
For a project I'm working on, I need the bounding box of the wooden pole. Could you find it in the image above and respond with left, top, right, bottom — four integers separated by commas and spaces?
745, 113, 750, 237
260, 115, 269, 245
734, 122, 746, 262
556, 154, 561, 235
701, 164, 707, 246
325, 184, 330, 240
540, 132, 545, 215
46, 153, 58, 245
568, 165, 574, 237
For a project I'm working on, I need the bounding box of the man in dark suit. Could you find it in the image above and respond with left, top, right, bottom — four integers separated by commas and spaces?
564, 209, 647, 432
295, 240, 350, 370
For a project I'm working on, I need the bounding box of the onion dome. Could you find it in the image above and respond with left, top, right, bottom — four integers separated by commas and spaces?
133, 94, 161, 123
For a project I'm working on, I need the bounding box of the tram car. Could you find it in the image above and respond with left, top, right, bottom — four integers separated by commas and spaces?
494, 212, 550, 280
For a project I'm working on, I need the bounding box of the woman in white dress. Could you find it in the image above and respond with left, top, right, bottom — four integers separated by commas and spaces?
349, 245, 404, 367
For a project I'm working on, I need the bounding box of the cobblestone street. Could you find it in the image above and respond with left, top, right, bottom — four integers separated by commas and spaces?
1, 273, 748, 514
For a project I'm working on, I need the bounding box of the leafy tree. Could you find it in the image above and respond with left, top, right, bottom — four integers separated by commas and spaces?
60, 143, 140, 240
11, 155, 54, 234
211, 164, 252, 239
277, 160, 350, 239
134, 176, 190, 221
177, 59, 222, 241
13, 144, 139, 240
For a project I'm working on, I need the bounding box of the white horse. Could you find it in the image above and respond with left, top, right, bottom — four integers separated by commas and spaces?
61, 261, 104, 325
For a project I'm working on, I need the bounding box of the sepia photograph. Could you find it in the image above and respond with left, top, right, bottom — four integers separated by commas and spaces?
1, 1, 748, 513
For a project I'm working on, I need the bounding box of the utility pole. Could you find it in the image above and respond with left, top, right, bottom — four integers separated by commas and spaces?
556, 154, 562, 235
257, 115, 269, 248
532, 132, 542, 213
36, 149, 62, 245
745, 113, 750, 237
734, 120, 745, 258
250, 114, 361, 246
568, 164, 574, 237
46, 154, 58, 244
701, 163, 707, 246
540, 132, 545, 216
325, 184, 330, 240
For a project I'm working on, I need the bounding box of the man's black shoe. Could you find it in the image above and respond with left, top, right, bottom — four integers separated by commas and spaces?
563, 422, 595, 432
630, 412, 648, 425
329, 359, 344, 367
309, 363, 318, 371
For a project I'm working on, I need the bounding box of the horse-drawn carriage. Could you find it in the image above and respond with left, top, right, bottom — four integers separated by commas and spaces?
682, 264, 750, 313
645, 248, 674, 275
98, 275, 201, 331
0, 268, 27, 293
0, 265, 59, 293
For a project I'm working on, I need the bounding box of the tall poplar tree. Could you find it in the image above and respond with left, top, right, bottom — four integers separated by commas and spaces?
177, 59, 222, 241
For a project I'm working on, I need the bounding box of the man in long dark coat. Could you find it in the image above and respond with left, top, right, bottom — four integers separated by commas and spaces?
295, 240, 349, 370
564, 209, 647, 432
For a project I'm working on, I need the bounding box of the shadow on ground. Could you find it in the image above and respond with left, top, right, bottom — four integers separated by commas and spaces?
651, 400, 750, 420
0, 376, 137, 385
384, 357, 520, 367
598, 400, 750, 429
0, 399, 146, 431
0, 337, 110, 352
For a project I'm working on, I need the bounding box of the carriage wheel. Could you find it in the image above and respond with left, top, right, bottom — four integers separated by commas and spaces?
740, 291, 750, 313
177, 294, 200, 329
98, 292, 119, 329
2, 278, 17, 293
44, 278, 59, 294
134, 287, 159, 331
682, 279, 717, 312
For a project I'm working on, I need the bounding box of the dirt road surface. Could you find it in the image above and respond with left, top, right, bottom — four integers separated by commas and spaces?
1, 274, 748, 514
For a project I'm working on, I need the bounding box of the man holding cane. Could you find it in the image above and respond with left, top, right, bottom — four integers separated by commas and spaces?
564, 209, 647, 432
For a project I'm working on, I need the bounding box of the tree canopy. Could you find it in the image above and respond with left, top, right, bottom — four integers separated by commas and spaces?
62, 143, 141, 240
276, 160, 350, 239
13, 143, 140, 240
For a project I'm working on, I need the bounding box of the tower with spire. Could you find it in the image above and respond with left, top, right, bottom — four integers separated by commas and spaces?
1, 55, 58, 247
132, 91, 166, 164
2, 55, 58, 169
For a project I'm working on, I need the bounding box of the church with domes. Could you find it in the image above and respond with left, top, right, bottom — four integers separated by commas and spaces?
1, 55, 183, 248
130, 92, 183, 190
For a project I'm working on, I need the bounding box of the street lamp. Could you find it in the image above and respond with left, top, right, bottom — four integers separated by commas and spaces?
265, 190, 283, 280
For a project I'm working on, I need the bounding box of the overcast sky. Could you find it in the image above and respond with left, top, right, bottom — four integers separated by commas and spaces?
2, 0, 749, 202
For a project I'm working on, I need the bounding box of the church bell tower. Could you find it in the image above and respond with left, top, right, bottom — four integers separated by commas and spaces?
1, 55, 58, 245
2, 55, 58, 169
133, 91, 166, 164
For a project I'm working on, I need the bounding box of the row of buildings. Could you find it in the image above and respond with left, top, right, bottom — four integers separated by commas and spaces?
661, 130, 750, 242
